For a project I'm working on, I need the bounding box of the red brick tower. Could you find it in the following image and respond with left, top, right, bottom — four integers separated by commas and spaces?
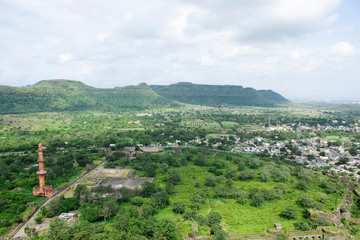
33, 143, 53, 197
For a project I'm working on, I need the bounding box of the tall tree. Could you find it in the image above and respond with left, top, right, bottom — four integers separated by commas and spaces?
102, 200, 118, 221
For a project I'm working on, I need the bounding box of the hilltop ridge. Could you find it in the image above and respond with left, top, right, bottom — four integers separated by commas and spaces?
0, 80, 289, 114
0, 80, 172, 114
151, 82, 289, 107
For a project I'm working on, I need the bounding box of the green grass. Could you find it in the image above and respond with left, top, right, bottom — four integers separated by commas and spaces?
209, 121, 222, 128
324, 135, 350, 142
153, 161, 343, 236
222, 121, 238, 128
210, 199, 293, 233
239, 125, 261, 130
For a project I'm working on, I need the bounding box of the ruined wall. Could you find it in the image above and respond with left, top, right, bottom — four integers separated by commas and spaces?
289, 234, 323, 240
191, 228, 348, 240
92, 168, 127, 178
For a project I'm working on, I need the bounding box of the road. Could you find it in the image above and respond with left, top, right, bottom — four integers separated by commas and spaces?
11, 160, 106, 239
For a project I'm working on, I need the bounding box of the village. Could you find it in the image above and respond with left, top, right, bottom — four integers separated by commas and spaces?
125, 120, 360, 180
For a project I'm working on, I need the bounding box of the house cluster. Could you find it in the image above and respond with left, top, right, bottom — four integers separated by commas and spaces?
265, 122, 360, 133
316, 124, 360, 132
231, 137, 285, 156
231, 134, 360, 178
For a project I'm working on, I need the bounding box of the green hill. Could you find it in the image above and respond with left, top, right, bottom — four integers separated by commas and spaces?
0, 80, 174, 114
258, 89, 289, 103
0, 80, 289, 114
151, 82, 289, 107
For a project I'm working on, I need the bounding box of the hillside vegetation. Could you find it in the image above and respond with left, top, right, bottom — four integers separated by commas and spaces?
0, 80, 289, 114
0, 106, 358, 239
0, 80, 174, 114
151, 82, 289, 107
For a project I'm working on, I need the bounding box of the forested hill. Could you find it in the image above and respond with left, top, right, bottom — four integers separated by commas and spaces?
0, 80, 289, 114
0, 80, 174, 114
151, 82, 289, 107
258, 89, 289, 102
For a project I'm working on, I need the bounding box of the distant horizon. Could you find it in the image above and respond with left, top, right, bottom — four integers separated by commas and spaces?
3, 78, 360, 102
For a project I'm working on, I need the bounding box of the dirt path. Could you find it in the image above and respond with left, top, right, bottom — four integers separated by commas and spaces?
11, 161, 106, 239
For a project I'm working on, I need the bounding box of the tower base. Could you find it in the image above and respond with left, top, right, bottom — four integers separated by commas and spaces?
33, 185, 53, 197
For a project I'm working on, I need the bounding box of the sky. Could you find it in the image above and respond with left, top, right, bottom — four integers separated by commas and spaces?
0, 0, 359, 100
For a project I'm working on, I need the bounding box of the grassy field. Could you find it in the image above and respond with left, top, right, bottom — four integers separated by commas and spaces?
186, 121, 221, 129
222, 121, 238, 128
239, 124, 261, 130
150, 152, 343, 236
324, 135, 351, 142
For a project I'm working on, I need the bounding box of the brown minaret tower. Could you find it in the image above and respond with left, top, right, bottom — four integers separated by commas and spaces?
33, 143, 53, 197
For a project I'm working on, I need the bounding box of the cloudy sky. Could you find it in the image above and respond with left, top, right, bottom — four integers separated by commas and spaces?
0, 0, 359, 99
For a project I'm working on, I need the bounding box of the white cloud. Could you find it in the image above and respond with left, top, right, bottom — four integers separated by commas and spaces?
329, 41, 356, 56
268, 0, 341, 21
96, 32, 112, 41
200, 56, 217, 65
179, 0, 342, 41
327, 13, 339, 24
59, 53, 72, 63
0, 0, 359, 99
289, 48, 312, 59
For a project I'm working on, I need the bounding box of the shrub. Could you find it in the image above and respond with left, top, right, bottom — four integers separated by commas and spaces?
205, 175, 217, 187
238, 170, 255, 181
280, 206, 297, 219
172, 202, 186, 214
167, 170, 181, 185
293, 221, 310, 231
274, 183, 288, 193
260, 170, 271, 182
250, 193, 264, 207
311, 201, 323, 210
131, 196, 144, 206
262, 188, 282, 200
81, 207, 102, 222
34, 216, 42, 224
142, 202, 157, 218
207, 212, 222, 226
276, 232, 289, 240
184, 210, 198, 220
237, 162, 246, 171
295, 180, 307, 190
165, 183, 175, 195
152, 191, 170, 209
310, 215, 331, 228
296, 194, 312, 208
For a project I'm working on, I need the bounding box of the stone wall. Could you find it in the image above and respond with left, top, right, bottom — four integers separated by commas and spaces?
267, 229, 281, 234
92, 168, 127, 178
285, 230, 321, 234
191, 228, 348, 240
289, 234, 323, 240
323, 236, 346, 240
309, 190, 354, 228
229, 232, 266, 238
194, 235, 272, 240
